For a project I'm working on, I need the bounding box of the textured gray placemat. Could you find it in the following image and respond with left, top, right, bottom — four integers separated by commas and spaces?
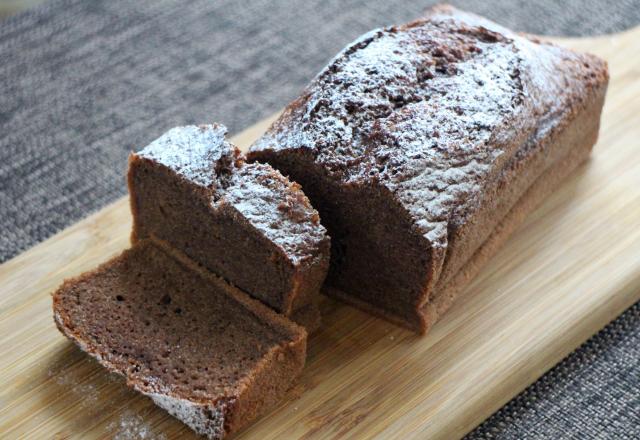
1, 0, 639, 438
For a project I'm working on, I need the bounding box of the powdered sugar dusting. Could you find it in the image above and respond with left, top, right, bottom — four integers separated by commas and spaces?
251, 8, 600, 252
148, 392, 227, 440
54, 370, 99, 407
107, 411, 166, 440
223, 163, 328, 262
138, 124, 234, 188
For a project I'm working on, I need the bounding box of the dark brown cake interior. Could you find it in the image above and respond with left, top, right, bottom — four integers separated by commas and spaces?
130, 160, 297, 312
53, 241, 301, 400
254, 151, 434, 330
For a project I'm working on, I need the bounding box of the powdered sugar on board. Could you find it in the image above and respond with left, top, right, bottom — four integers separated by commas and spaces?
52, 368, 99, 407
47, 346, 169, 439
107, 411, 167, 440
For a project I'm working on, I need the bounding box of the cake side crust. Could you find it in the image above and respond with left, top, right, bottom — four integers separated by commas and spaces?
419, 114, 599, 332
325, 77, 606, 334
433, 67, 608, 294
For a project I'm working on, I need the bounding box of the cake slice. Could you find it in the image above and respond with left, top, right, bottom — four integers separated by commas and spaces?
53, 240, 306, 439
128, 124, 330, 330
248, 5, 608, 333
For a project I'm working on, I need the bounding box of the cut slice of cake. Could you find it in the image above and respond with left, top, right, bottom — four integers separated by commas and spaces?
128, 124, 330, 330
248, 5, 608, 333
53, 240, 306, 440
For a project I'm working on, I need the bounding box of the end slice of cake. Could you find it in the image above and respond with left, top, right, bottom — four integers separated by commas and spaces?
128, 124, 330, 330
53, 240, 306, 439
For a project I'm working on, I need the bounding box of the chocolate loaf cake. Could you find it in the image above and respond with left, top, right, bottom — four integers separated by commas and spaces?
248, 5, 608, 333
129, 124, 330, 329
53, 240, 306, 439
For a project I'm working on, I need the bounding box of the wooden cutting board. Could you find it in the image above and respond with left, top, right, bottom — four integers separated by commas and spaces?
1, 27, 639, 440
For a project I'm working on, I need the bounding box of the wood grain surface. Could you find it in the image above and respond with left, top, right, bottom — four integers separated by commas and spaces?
1, 27, 639, 439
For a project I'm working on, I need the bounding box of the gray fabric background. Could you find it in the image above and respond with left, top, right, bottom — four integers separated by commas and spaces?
1, 0, 639, 438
